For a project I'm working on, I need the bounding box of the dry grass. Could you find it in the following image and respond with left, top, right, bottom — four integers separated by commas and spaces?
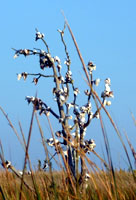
0, 169, 136, 199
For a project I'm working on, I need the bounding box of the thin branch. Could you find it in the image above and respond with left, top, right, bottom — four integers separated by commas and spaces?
58, 23, 71, 69
27, 73, 54, 78
35, 28, 50, 54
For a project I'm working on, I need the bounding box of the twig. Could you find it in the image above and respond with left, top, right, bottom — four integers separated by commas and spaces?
27, 73, 54, 78
35, 28, 50, 54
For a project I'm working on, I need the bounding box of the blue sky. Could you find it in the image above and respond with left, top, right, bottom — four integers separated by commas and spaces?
0, 0, 136, 170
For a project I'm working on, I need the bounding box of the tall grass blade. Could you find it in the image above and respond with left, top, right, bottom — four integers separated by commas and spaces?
0, 106, 25, 150
0, 186, 6, 200
124, 131, 136, 167
131, 112, 136, 126
19, 105, 35, 200
99, 114, 118, 200
19, 120, 42, 199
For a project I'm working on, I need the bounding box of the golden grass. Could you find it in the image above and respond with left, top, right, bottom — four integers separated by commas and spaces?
0, 169, 136, 200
